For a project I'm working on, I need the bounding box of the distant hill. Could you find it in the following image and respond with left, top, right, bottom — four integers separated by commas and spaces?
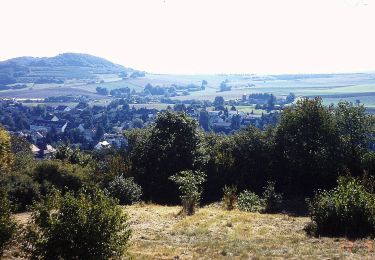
0, 53, 141, 85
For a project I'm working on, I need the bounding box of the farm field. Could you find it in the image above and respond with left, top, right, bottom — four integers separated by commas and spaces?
1, 72, 375, 108
7, 204, 375, 259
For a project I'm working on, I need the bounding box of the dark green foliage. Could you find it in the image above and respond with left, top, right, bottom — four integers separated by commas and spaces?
237, 190, 263, 212
262, 181, 283, 213
128, 111, 204, 203
31, 160, 90, 195
274, 98, 343, 196
222, 185, 237, 210
23, 188, 131, 259
0, 189, 17, 255
107, 176, 142, 205
170, 170, 206, 215
308, 177, 375, 237
0, 173, 41, 212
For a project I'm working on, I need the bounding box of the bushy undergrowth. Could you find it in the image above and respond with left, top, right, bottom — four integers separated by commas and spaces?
170, 170, 206, 215
237, 190, 263, 212
308, 177, 375, 237
107, 176, 142, 205
262, 181, 283, 213
0, 189, 17, 256
23, 188, 131, 259
222, 185, 237, 210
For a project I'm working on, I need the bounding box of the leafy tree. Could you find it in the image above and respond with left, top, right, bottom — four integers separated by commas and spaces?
262, 181, 283, 213
213, 96, 225, 108
0, 189, 17, 256
170, 170, 206, 215
274, 98, 343, 196
23, 188, 131, 259
129, 112, 204, 203
0, 127, 13, 175
237, 190, 263, 212
222, 185, 237, 210
335, 101, 375, 176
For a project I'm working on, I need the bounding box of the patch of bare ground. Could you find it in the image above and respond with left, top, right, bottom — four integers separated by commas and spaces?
5, 204, 375, 259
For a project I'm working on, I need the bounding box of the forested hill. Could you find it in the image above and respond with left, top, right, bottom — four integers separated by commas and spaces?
0, 53, 139, 85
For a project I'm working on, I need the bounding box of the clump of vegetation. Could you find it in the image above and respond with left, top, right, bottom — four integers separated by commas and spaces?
222, 185, 237, 210
107, 176, 142, 205
23, 188, 131, 259
0, 189, 18, 256
262, 181, 283, 213
170, 170, 206, 215
237, 190, 263, 212
307, 177, 375, 238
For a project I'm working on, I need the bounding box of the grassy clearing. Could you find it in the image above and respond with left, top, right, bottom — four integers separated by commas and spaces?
7, 204, 375, 259
127, 204, 374, 259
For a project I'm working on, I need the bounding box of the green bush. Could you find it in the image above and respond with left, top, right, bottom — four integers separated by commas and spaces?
0, 173, 41, 212
32, 160, 90, 194
222, 185, 237, 210
23, 188, 131, 259
237, 190, 263, 212
170, 170, 206, 215
262, 181, 283, 213
0, 189, 17, 256
107, 176, 142, 205
308, 177, 375, 237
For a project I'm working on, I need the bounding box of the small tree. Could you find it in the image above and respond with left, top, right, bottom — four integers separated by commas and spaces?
222, 185, 237, 210
262, 181, 283, 213
169, 170, 206, 215
23, 188, 131, 259
0, 189, 17, 256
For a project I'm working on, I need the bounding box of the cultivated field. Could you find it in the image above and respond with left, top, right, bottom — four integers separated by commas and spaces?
7, 204, 375, 259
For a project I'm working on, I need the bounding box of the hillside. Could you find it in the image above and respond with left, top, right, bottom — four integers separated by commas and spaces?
7, 204, 374, 259
0, 53, 138, 85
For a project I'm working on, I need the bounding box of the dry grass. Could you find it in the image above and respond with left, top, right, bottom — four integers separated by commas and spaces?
5, 204, 375, 259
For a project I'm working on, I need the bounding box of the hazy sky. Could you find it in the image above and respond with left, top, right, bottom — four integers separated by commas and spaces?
0, 0, 374, 74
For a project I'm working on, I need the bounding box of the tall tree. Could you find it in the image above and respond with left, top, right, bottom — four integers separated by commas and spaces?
0, 127, 13, 175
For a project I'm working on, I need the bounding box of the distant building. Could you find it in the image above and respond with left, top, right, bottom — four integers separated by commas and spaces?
55, 105, 71, 113
94, 141, 111, 150
30, 120, 68, 133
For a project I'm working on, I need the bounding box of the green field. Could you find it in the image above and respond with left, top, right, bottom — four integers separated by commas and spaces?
1, 72, 375, 108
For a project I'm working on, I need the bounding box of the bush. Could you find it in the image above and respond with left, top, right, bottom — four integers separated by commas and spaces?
0, 189, 17, 256
169, 170, 206, 215
237, 190, 263, 212
31, 160, 90, 195
222, 185, 237, 210
23, 188, 131, 259
308, 177, 375, 237
0, 173, 41, 212
262, 181, 283, 213
107, 176, 142, 205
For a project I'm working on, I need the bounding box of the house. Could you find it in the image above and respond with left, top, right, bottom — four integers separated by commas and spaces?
30, 144, 40, 156
43, 144, 56, 158
94, 141, 111, 150
45, 114, 59, 122
103, 133, 127, 148
30, 120, 68, 133
55, 105, 71, 113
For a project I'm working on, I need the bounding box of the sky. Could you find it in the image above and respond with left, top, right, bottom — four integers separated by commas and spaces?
0, 0, 374, 74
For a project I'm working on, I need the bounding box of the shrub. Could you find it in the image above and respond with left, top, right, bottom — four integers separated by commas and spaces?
23, 188, 131, 259
31, 160, 90, 195
237, 190, 263, 212
169, 170, 206, 215
262, 181, 283, 213
222, 185, 237, 210
0, 189, 17, 256
308, 177, 375, 237
107, 176, 142, 205
0, 173, 41, 212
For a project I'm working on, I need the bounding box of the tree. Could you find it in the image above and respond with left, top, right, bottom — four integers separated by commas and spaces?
335, 101, 375, 176
213, 96, 225, 108
170, 170, 206, 215
129, 111, 204, 203
274, 98, 343, 196
0, 127, 13, 175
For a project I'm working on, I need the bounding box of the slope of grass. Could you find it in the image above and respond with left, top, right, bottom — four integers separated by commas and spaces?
6, 204, 375, 259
